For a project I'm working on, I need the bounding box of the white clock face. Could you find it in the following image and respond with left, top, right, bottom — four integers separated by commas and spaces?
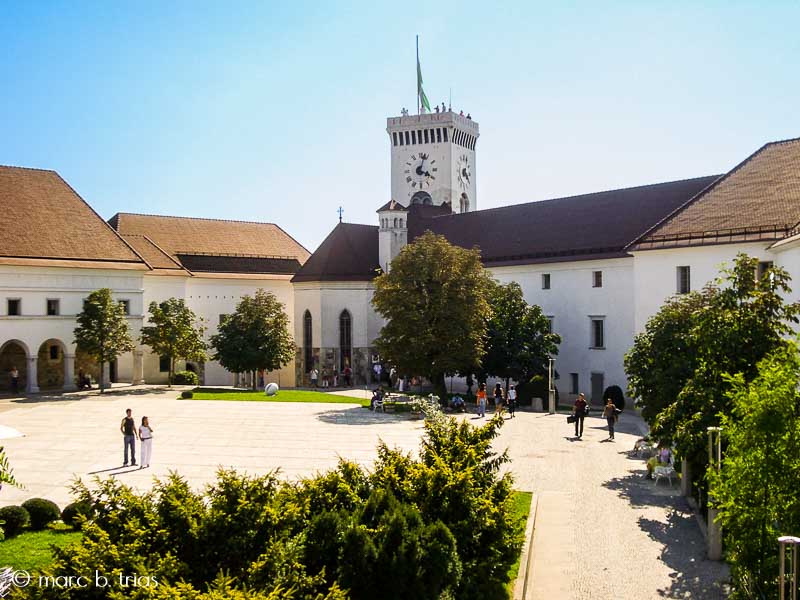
457, 154, 471, 189
404, 152, 438, 194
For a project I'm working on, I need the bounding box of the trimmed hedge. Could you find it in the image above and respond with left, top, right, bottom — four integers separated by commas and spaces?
172, 371, 199, 386
22, 498, 60, 531
0, 505, 29, 537
181, 390, 194, 399
61, 501, 93, 531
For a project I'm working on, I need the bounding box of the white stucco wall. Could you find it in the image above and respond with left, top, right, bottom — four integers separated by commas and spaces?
630, 242, 776, 333
489, 258, 634, 403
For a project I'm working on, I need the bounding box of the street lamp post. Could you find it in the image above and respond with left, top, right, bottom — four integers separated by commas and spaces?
779, 536, 800, 600
707, 426, 723, 560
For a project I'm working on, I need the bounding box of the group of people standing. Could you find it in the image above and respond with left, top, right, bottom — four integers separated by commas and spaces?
572, 393, 622, 440
475, 382, 517, 418
307, 366, 352, 388
120, 408, 154, 468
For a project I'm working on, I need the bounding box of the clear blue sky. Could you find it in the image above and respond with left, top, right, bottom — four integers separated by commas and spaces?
1, 1, 798, 252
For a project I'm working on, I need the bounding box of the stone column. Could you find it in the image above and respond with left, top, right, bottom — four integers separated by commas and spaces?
26, 356, 39, 393
707, 507, 723, 560
101, 363, 111, 389
680, 459, 692, 497
132, 350, 144, 385
63, 355, 77, 391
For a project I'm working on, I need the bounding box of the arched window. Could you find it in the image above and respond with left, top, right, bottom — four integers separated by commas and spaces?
460, 193, 470, 213
410, 191, 432, 206
339, 310, 352, 371
393, 217, 398, 227
303, 310, 313, 371
399, 218, 404, 228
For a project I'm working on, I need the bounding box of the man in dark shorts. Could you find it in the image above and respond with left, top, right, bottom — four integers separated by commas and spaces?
120, 408, 139, 466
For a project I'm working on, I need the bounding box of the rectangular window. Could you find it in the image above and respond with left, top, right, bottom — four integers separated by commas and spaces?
417, 130, 422, 144
757, 261, 774, 280
411, 130, 416, 145
7, 299, 20, 316
159, 355, 170, 373
591, 319, 605, 348
677, 266, 691, 294
49, 345, 59, 360
399, 131, 405, 146
546, 316, 554, 333
443, 128, 448, 142
119, 300, 130, 315
570, 373, 579, 395
46, 299, 60, 316
404, 131, 410, 145
423, 129, 429, 144
592, 271, 603, 288
436, 128, 442, 143
541, 273, 551, 290
392, 132, 398, 146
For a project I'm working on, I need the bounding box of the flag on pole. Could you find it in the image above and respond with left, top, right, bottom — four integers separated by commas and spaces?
416, 36, 431, 114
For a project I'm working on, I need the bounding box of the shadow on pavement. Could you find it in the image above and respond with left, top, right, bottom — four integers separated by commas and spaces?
316, 405, 417, 425
603, 470, 683, 509
638, 512, 731, 598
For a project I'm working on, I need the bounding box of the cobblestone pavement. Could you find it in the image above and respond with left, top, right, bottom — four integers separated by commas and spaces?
494, 411, 731, 600
0, 389, 730, 598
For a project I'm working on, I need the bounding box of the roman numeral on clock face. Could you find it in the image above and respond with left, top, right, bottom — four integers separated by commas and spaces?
406, 176, 412, 183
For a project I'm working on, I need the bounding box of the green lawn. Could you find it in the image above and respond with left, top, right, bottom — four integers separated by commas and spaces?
0, 525, 82, 571
184, 388, 369, 406
508, 490, 534, 594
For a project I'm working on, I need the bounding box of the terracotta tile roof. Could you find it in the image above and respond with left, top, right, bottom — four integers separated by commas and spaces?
632, 137, 800, 250
291, 223, 380, 282
0, 166, 145, 266
411, 176, 719, 266
110, 213, 310, 268
121, 235, 183, 270
376, 199, 408, 212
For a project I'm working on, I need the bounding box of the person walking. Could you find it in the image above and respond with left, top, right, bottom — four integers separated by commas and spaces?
572, 392, 588, 438
139, 416, 153, 469
476, 382, 487, 418
9, 366, 19, 395
493, 383, 505, 414
602, 398, 620, 440
507, 384, 517, 418
120, 408, 139, 466
310, 368, 319, 388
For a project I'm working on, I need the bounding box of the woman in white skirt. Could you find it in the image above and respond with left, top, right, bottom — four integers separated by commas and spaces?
139, 416, 154, 468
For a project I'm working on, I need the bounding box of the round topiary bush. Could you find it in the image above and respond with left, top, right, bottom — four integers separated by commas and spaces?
172, 371, 199, 386
0, 505, 30, 536
22, 498, 60, 530
181, 390, 193, 399
61, 501, 93, 531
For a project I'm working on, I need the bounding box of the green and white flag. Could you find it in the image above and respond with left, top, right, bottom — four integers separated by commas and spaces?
417, 36, 431, 114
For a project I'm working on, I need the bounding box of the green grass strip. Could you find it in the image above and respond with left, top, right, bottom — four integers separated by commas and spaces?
0, 525, 82, 571
183, 388, 369, 406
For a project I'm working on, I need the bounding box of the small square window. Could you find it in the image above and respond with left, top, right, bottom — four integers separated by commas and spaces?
592, 271, 603, 288
46, 299, 60, 316
677, 266, 691, 294
7, 299, 20, 316
546, 317, 554, 334
570, 373, 579, 395
591, 319, 605, 348
542, 274, 551, 290
49, 345, 59, 360
159, 355, 170, 373
119, 300, 130, 315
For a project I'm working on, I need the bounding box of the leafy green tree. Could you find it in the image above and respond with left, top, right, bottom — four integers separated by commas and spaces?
210, 289, 294, 389
625, 289, 713, 425
480, 280, 561, 391
372, 232, 494, 396
140, 298, 207, 386
709, 343, 800, 599
651, 255, 799, 467
73, 288, 134, 392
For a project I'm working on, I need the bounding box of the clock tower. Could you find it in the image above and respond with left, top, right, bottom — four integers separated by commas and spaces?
385, 110, 479, 213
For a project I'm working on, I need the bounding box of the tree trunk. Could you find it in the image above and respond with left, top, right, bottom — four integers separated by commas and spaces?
169, 356, 175, 387
432, 372, 447, 400
252, 370, 257, 391
99, 360, 105, 393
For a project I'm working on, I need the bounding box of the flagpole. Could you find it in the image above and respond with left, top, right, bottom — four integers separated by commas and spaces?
416, 35, 420, 116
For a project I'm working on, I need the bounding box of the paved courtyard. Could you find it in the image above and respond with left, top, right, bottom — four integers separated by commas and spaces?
0, 387, 729, 599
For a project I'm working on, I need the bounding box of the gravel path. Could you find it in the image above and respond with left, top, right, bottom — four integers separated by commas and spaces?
493, 411, 731, 600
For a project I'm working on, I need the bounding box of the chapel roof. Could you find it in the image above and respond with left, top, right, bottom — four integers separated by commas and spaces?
630, 137, 800, 250
291, 222, 381, 282
411, 175, 720, 266
110, 212, 310, 274
376, 199, 407, 212
0, 166, 147, 269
